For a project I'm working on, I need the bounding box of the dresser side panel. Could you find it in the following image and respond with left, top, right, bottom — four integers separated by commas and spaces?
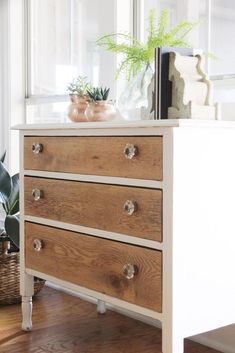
172, 126, 235, 338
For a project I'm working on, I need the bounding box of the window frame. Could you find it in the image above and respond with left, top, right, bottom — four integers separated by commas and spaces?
24, 0, 136, 111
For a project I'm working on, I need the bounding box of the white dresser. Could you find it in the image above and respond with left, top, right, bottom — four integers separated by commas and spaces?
16, 120, 235, 353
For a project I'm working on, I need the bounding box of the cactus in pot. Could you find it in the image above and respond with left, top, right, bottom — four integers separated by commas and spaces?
85, 87, 116, 121
87, 87, 110, 101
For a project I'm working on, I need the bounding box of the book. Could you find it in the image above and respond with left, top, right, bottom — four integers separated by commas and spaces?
154, 47, 194, 119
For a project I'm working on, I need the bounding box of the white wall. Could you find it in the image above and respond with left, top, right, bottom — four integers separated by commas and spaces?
0, 0, 10, 165
0, 0, 25, 174
8, 0, 25, 175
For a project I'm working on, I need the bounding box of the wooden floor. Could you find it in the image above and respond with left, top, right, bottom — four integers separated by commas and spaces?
0, 287, 221, 353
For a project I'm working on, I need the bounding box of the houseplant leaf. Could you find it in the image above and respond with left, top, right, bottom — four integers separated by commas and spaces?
5, 214, 20, 250
0, 151, 6, 163
0, 161, 12, 204
5, 173, 19, 215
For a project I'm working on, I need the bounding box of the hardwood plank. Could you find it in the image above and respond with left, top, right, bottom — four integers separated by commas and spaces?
0, 287, 222, 353
25, 222, 162, 312
24, 177, 162, 241
24, 136, 163, 181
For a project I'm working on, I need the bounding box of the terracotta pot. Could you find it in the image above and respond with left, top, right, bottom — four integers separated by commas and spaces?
68, 94, 89, 122
85, 101, 117, 122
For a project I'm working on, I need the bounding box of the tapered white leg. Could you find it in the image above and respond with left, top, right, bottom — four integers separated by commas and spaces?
22, 296, 33, 331
21, 273, 34, 331
97, 300, 106, 314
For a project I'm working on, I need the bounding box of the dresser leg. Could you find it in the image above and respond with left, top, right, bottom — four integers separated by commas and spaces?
97, 300, 106, 314
21, 273, 34, 331
22, 296, 33, 331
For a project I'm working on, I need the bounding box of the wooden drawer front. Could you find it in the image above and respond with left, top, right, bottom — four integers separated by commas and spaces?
24, 136, 163, 181
25, 222, 162, 312
25, 177, 162, 242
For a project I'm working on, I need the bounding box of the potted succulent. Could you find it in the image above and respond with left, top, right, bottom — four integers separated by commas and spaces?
85, 87, 116, 121
67, 76, 92, 122
0, 152, 44, 305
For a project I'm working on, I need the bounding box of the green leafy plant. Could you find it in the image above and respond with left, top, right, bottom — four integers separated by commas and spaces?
87, 87, 110, 102
67, 76, 92, 96
0, 152, 20, 251
97, 9, 198, 80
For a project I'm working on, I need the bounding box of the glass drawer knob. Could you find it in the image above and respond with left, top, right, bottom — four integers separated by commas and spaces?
32, 143, 43, 154
33, 239, 44, 252
123, 200, 138, 215
123, 263, 138, 280
124, 144, 138, 159
32, 188, 43, 201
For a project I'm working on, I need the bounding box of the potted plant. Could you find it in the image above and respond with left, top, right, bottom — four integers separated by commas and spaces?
85, 87, 116, 121
97, 9, 197, 119
67, 76, 92, 122
0, 152, 44, 305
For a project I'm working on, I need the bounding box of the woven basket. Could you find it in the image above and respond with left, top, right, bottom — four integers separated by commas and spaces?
0, 245, 45, 305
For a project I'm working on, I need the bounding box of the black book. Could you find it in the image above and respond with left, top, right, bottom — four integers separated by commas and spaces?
154, 47, 194, 119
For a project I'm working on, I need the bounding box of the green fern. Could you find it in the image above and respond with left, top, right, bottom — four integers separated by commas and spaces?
97, 9, 198, 80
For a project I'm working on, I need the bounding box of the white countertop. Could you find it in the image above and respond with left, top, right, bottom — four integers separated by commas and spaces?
12, 119, 235, 130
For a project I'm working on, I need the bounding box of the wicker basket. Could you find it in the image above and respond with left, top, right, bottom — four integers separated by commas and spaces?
0, 244, 45, 305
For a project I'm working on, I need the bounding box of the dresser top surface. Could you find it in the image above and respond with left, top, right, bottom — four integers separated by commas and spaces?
13, 119, 235, 130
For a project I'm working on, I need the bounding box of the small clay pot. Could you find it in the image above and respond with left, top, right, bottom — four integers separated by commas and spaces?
85, 101, 117, 122
68, 94, 89, 122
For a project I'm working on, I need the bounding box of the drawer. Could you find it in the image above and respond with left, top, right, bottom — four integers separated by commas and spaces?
24, 136, 163, 181
25, 222, 162, 312
25, 177, 162, 242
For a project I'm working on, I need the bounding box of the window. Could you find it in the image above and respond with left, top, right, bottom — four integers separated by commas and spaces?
26, 0, 133, 123
209, 0, 235, 117
25, 0, 235, 123
210, 0, 235, 76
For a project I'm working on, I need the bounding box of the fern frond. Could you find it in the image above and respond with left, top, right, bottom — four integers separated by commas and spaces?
169, 21, 198, 40
97, 8, 198, 79
147, 9, 157, 43
157, 9, 170, 39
